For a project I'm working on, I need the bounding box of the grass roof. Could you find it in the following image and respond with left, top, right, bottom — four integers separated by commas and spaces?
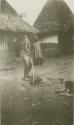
0, 13, 38, 33
0, 0, 38, 33
34, 0, 73, 33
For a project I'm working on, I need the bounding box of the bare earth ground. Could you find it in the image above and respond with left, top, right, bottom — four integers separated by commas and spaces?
1, 55, 74, 125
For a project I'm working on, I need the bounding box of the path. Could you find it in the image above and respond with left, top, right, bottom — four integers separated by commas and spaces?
1, 55, 74, 125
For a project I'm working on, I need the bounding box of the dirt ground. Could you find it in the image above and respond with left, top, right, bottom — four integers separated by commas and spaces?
1, 55, 74, 125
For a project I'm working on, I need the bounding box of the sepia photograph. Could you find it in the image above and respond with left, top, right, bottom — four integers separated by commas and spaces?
0, 0, 74, 125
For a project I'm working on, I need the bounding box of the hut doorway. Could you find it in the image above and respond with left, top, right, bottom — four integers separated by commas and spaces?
58, 23, 73, 55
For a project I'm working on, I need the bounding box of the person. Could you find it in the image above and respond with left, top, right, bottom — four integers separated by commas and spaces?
22, 35, 32, 81
34, 40, 43, 65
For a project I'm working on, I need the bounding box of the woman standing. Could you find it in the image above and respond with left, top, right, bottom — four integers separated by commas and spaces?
22, 35, 32, 81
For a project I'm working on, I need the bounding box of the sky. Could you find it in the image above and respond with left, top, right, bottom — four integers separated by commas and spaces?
7, 0, 74, 25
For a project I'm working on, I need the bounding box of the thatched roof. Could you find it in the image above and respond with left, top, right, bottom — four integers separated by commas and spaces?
0, 13, 38, 33
0, 0, 38, 33
34, 0, 73, 33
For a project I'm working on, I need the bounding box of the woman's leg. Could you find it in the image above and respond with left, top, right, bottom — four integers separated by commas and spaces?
27, 63, 32, 77
27, 58, 32, 77
23, 54, 29, 78
24, 60, 27, 78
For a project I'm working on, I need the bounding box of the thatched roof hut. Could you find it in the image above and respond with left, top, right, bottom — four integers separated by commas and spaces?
34, 0, 73, 34
34, 0, 74, 54
1, 0, 38, 34
0, 0, 38, 66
